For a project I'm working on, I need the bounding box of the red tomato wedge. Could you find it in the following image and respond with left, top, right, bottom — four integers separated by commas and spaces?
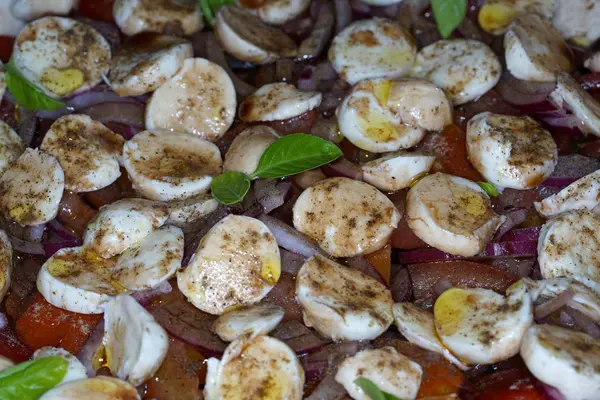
144, 336, 206, 400
0, 36, 14, 63
77, 0, 116, 23
0, 326, 33, 363
420, 124, 483, 181
15, 292, 101, 354
408, 261, 519, 300
364, 244, 392, 285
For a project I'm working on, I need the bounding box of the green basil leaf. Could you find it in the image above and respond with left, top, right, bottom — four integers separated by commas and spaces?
251, 133, 343, 179
431, 0, 467, 39
198, 0, 235, 24
354, 378, 403, 400
0, 356, 69, 400
211, 170, 252, 205
477, 181, 499, 197
4, 61, 65, 111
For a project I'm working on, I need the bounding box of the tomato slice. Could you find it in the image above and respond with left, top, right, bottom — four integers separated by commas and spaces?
364, 244, 392, 285
0, 326, 33, 363
56, 191, 98, 237
77, 0, 116, 23
144, 336, 206, 400
420, 124, 483, 181
0, 36, 15, 63
15, 292, 102, 354
463, 367, 543, 400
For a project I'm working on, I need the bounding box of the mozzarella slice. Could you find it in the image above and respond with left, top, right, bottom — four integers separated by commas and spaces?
293, 177, 400, 257
212, 303, 284, 342
33, 347, 87, 384
103, 294, 169, 387
466, 112, 558, 189
0, 121, 25, 177
0, 148, 64, 226
337, 85, 424, 153
535, 169, 600, 217
167, 195, 218, 231
145, 58, 236, 142
38, 376, 140, 400
477, 0, 556, 35
521, 324, 600, 400
113, 0, 203, 36
392, 303, 469, 371
361, 152, 435, 191
0, 230, 12, 303
12, 0, 76, 21
434, 282, 533, 365
113, 225, 183, 291
0, 61, 5, 102
386, 79, 453, 131
337, 78, 452, 153
41, 115, 125, 193
178, 214, 280, 315
504, 14, 572, 82
37, 246, 119, 314
406, 173, 505, 257
296, 254, 393, 340
0, 1, 25, 37
0, 355, 14, 372
239, 83, 322, 122
523, 278, 600, 323
237, 0, 310, 25
411, 39, 501, 105
109, 34, 193, 97
550, 72, 600, 137
205, 335, 304, 400
214, 6, 297, 65
329, 18, 416, 85
335, 347, 423, 400
83, 199, 169, 259
123, 130, 222, 201
12, 17, 111, 98
538, 210, 600, 295
552, 0, 600, 45
585, 51, 600, 73
223, 125, 278, 175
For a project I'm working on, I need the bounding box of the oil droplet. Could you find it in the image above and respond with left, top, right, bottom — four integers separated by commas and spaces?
40, 67, 84, 96
260, 258, 281, 285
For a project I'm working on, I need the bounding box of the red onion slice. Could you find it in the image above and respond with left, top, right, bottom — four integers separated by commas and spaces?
498, 226, 541, 242
205, 32, 256, 98
78, 102, 146, 128
562, 306, 600, 338
493, 208, 529, 241
398, 239, 538, 264
280, 248, 306, 275
0, 312, 7, 330
270, 320, 329, 355
534, 291, 575, 320
536, 380, 567, 400
258, 214, 326, 258
297, 2, 334, 60
17, 106, 38, 146
334, 0, 352, 33
8, 235, 45, 256
390, 266, 412, 302
254, 179, 293, 214
321, 158, 363, 180
495, 71, 556, 109
432, 277, 453, 298
131, 280, 173, 306
77, 320, 105, 377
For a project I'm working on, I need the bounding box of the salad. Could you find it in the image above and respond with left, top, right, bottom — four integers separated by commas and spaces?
0, 0, 600, 399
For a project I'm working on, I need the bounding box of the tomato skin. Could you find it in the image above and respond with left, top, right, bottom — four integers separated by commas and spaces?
0, 36, 14, 63
364, 244, 392, 285
77, 0, 116, 23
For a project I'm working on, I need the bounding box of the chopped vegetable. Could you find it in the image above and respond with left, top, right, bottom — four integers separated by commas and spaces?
0, 356, 68, 400
354, 377, 403, 400
431, 0, 467, 39
477, 182, 499, 197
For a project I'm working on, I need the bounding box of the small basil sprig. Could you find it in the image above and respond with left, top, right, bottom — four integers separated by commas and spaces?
355, 378, 403, 400
4, 61, 65, 111
211, 133, 343, 205
431, 0, 468, 39
0, 356, 69, 400
198, 0, 235, 24
477, 181, 499, 197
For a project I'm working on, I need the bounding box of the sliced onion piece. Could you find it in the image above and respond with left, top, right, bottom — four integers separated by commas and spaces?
258, 214, 325, 258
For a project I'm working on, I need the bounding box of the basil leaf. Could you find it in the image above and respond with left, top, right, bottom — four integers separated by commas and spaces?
211, 171, 252, 205
354, 378, 403, 400
431, 0, 467, 39
477, 181, 499, 197
251, 134, 343, 179
0, 356, 69, 400
198, 0, 235, 24
4, 61, 65, 111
